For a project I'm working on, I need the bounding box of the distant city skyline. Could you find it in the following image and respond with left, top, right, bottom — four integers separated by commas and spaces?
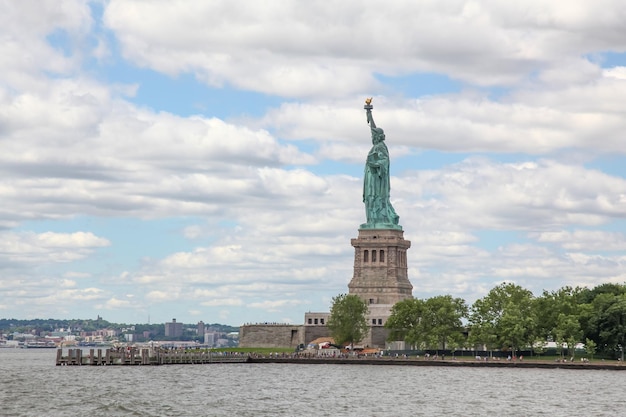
3, 1, 626, 325
0, 317, 239, 350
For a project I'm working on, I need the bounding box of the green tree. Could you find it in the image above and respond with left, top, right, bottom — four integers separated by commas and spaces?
327, 294, 369, 348
554, 313, 583, 360
535, 286, 583, 343
584, 290, 626, 357
532, 339, 547, 357
499, 301, 536, 357
601, 294, 626, 359
421, 295, 468, 352
385, 298, 425, 348
585, 338, 597, 361
580, 283, 626, 304
584, 292, 614, 354
385, 296, 467, 352
468, 320, 499, 357
469, 283, 536, 357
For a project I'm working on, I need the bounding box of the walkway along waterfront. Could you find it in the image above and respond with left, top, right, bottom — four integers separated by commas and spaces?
56, 348, 626, 370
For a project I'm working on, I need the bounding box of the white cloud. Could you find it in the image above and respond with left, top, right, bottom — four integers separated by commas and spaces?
0, 0, 92, 88
258, 85, 626, 156
397, 158, 626, 234
9, 287, 108, 319
59, 279, 76, 288
604, 67, 626, 80
145, 290, 179, 302
100, 297, 134, 310
0, 84, 316, 222
182, 225, 204, 239
201, 298, 244, 307
103, 0, 626, 96
247, 299, 307, 311
533, 230, 626, 251
0, 231, 110, 264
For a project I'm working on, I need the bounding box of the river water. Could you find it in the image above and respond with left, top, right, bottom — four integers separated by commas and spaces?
1, 348, 625, 416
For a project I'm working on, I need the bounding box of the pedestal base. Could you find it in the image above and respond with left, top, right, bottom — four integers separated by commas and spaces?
348, 228, 413, 306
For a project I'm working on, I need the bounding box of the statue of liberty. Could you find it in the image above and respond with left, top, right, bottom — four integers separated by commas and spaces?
361, 98, 401, 230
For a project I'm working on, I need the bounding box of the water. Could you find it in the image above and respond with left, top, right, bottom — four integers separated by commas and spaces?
1, 348, 625, 416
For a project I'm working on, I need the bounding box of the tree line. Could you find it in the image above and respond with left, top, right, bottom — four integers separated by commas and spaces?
328, 282, 626, 359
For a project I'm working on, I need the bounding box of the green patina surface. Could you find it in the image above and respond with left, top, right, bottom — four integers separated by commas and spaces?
361, 99, 402, 231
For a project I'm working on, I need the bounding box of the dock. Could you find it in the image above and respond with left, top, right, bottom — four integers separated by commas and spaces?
56, 348, 249, 366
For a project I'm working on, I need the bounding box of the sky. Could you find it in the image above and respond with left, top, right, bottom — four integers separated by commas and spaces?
2, 0, 626, 326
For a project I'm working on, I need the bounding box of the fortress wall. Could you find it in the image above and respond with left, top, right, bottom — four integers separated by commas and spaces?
239, 324, 333, 348
239, 324, 390, 349
303, 325, 332, 344
239, 325, 306, 348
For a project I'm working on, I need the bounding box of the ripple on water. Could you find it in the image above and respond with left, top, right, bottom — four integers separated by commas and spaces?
2, 351, 626, 417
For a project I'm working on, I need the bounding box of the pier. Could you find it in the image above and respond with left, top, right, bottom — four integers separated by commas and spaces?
56, 348, 248, 366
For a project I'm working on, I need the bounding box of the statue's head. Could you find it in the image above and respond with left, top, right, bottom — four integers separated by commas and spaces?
372, 127, 385, 143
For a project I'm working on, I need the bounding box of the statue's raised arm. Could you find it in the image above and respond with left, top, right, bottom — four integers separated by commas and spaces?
364, 97, 377, 129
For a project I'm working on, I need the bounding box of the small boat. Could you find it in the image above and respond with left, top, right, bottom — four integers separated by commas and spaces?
23, 341, 57, 349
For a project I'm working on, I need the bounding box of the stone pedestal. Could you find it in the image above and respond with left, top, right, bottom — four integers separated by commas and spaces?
348, 228, 413, 305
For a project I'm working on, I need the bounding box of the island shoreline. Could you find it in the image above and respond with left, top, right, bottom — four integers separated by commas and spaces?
247, 356, 626, 370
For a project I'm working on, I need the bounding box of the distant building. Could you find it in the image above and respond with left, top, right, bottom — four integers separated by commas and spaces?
305, 312, 330, 326
92, 329, 118, 338
197, 321, 205, 336
165, 318, 183, 338
204, 332, 216, 346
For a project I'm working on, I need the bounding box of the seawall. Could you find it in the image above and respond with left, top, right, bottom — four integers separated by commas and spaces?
247, 356, 626, 371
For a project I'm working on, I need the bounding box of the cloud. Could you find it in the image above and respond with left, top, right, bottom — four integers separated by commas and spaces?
532, 230, 626, 251
200, 298, 244, 307
259, 83, 626, 156
59, 279, 77, 288
0, 83, 316, 223
247, 299, 307, 311
145, 290, 178, 302
100, 297, 134, 310
0, 231, 110, 265
182, 225, 204, 239
397, 158, 626, 233
8, 286, 108, 319
0, 0, 92, 87
103, 0, 626, 96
